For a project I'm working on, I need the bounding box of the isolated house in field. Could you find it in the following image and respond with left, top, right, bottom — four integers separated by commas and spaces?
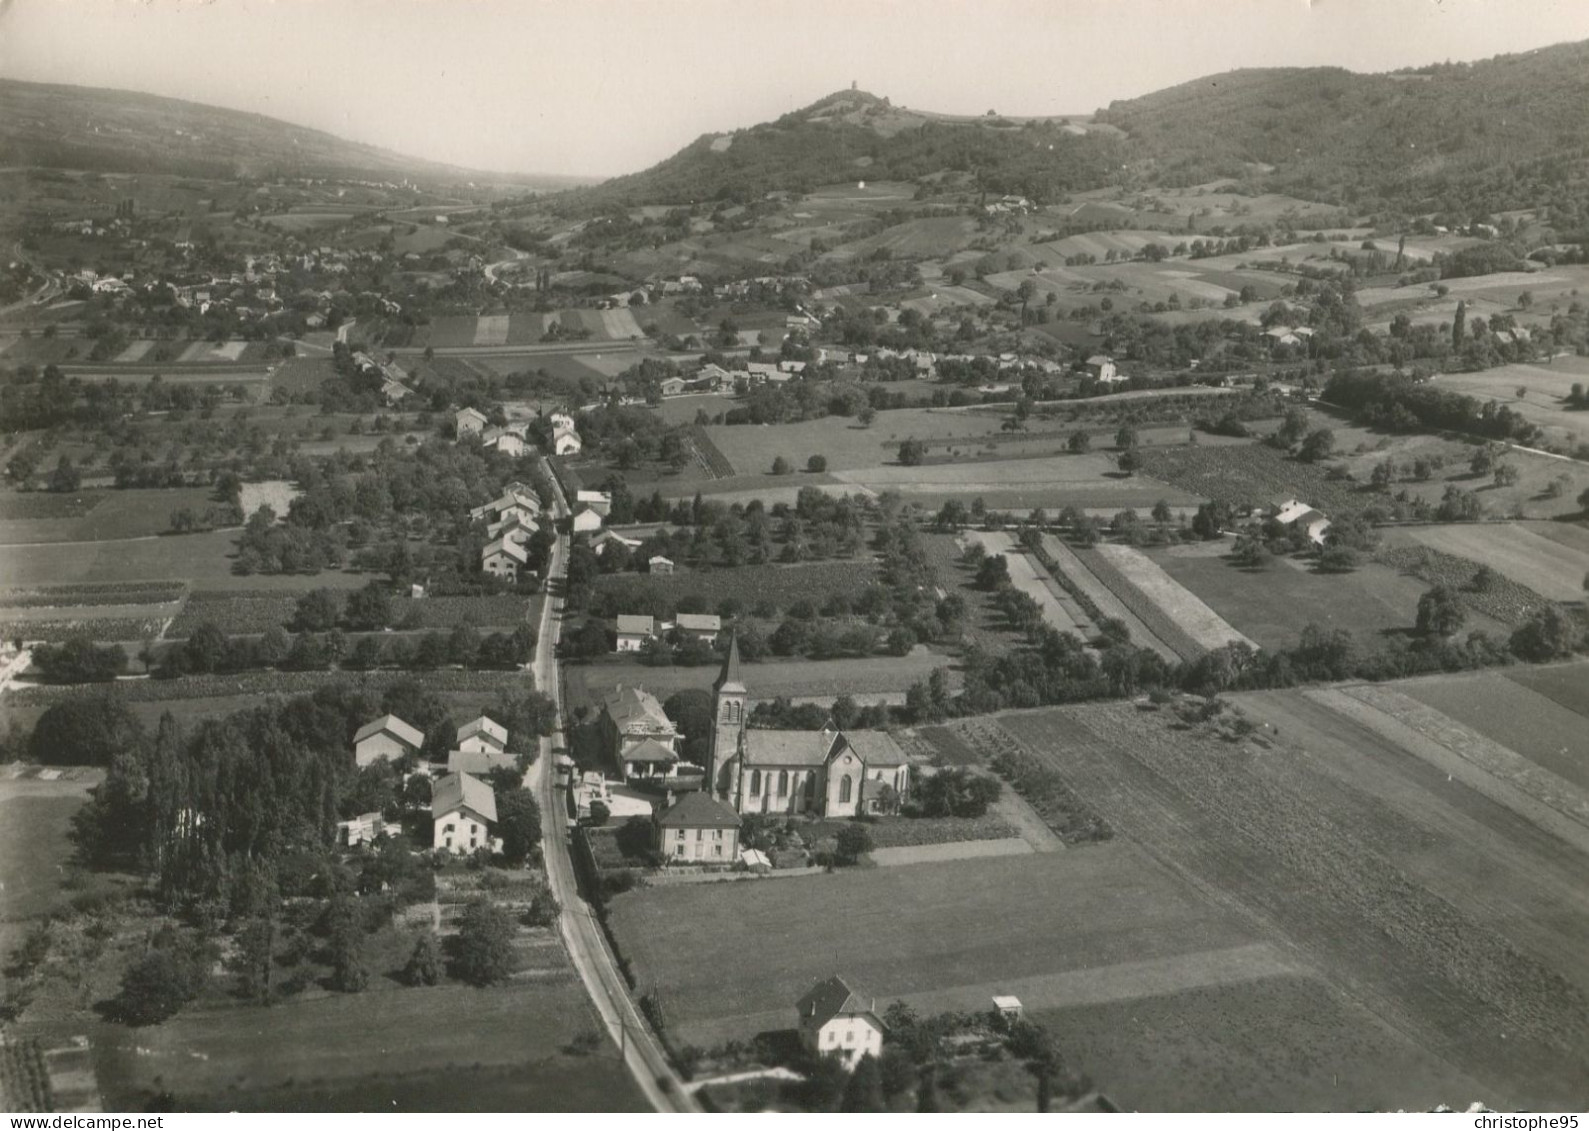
456, 407, 489, 437
456, 715, 508, 754
1273, 498, 1332, 545
575, 490, 613, 517
431, 772, 499, 854
673, 612, 721, 643
615, 614, 655, 653
1083, 354, 1121, 383
707, 638, 909, 817
447, 747, 518, 778
648, 555, 675, 575
797, 976, 885, 1070
598, 685, 681, 780
353, 714, 425, 767
654, 792, 742, 863
572, 507, 603, 533
481, 536, 529, 579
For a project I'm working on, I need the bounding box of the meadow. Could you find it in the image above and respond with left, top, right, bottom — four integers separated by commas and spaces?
1387, 522, 1589, 603
0, 486, 217, 544
592, 560, 873, 617
0, 530, 370, 590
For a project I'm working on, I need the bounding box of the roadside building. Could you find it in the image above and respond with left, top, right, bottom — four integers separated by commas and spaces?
597, 685, 681, 780
654, 792, 742, 863
615, 614, 655, 653
481, 537, 529, 579
456, 715, 508, 753
673, 612, 721, 643
797, 976, 885, 1069
431, 772, 499, 854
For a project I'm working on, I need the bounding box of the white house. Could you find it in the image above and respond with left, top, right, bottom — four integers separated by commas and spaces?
456, 407, 489, 437
481, 537, 529, 579
797, 976, 885, 1069
615, 614, 655, 653
553, 424, 583, 455
432, 772, 499, 854
548, 411, 576, 432
648, 555, 675, 575
456, 715, 508, 753
483, 429, 525, 456
591, 529, 642, 557
673, 613, 721, 642
572, 508, 603, 533
353, 714, 425, 767
1273, 498, 1332, 545
488, 515, 539, 546
1084, 355, 1122, 383
654, 792, 742, 864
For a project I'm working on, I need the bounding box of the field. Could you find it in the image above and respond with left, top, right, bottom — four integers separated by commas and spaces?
1037, 535, 1177, 661
591, 560, 872, 616
1149, 539, 1492, 652
1001, 680, 1589, 1109
1425, 359, 1589, 450
167, 591, 530, 637
0, 486, 220, 544
833, 453, 1199, 511
566, 648, 951, 709
0, 769, 101, 924
1135, 441, 1366, 514
0, 530, 370, 590
963, 531, 1090, 637
1391, 522, 1589, 603
1089, 542, 1254, 652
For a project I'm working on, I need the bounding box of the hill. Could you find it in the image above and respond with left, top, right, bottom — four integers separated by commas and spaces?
0, 78, 584, 188
1096, 40, 1589, 217
561, 88, 1128, 211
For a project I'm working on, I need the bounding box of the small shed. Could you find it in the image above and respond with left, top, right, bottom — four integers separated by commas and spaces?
992, 995, 1023, 1021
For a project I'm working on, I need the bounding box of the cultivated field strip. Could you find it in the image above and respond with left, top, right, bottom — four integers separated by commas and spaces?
1403, 524, 1589, 603
1091, 543, 1256, 652
1040, 535, 1178, 661
964, 531, 1089, 638
1403, 674, 1589, 794
473, 314, 510, 346
994, 703, 1589, 1105
1325, 686, 1589, 843
1070, 545, 1205, 660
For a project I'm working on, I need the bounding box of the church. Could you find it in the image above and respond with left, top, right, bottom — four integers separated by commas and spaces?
707, 637, 911, 818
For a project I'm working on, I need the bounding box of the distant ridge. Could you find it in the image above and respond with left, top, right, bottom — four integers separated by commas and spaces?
0, 78, 589, 188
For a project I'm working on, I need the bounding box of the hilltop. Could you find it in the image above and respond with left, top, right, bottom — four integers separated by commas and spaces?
0, 78, 585, 188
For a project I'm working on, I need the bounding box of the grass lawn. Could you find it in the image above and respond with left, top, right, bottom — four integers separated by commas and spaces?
1391, 522, 1589, 603
1149, 541, 1468, 652
0, 530, 371, 589
0, 773, 98, 922
703, 409, 1011, 476
592, 560, 872, 617
0, 487, 219, 545
607, 843, 1258, 1047
835, 453, 1199, 511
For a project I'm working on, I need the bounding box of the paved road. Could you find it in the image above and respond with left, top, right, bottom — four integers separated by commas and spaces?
483, 244, 529, 285
391, 339, 650, 358
529, 459, 700, 1114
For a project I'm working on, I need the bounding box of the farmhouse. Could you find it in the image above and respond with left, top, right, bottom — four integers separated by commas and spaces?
648, 555, 675, 575
659, 376, 688, 397
447, 747, 517, 777
1084, 354, 1122, 383
597, 685, 682, 780
797, 976, 885, 1070
572, 508, 604, 533
1273, 498, 1332, 545
353, 714, 425, 767
457, 715, 508, 753
481, 537, 529, 579
707, 639, 909, 817
591, 528, 642, 557
482, 428, 525, 456
615, 614, 656, 653
553, 425, 583, 455
432, 772, 499, 854
456, 407, 489, 437
654, 792, 742, 863
470, 488, 542, 525
673, 612, 721, 642
697, 362, 732, 389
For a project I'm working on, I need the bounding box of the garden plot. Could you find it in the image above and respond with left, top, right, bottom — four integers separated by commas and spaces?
473, 314, 510, 346
112, 339, 156, 363
1400, 523, 1589, 602
505, 312, 543, 344
963, 530, 1090, 638
1091, 542, 1255, 652
1040, 535, 1177, 661
598, 307, 644, 339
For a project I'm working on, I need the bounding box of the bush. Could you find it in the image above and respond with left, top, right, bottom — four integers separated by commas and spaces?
449, 898, 517, 986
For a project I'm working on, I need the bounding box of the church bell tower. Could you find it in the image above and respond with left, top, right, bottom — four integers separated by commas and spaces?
709, 635, 747, 798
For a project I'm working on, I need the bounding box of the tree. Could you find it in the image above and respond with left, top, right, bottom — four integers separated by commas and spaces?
29, 695, 141, 766
1370, 460, 1396, 490
1276, 408, 1309, 448
1151, 499, 1173, 525
897, 438, 925, 465
1317, 545, 1360, 573
450, 898, 517, 985
771, 456, 792, 475
31, 635, 129, 683
1493, 462, 1519, 488
1114, 423, 1138, 450
1116, 448, 1141, 476
1510, 606, 1580, 662
402, 932, 442, 987
1453, 299, 1467, 348
807, 454, 828, 473
1416, 585, 1465, 637
841, 1054, 886, 1112
48, 455, 81, 493
1469, 447, 1495, 477
1231, 534, 1268, 569
1297, 429, 1335, 463
835, 823, 872, 865
344, 583, 393, 631
293, 588, 343, 632
1066, 429, 1091, 453
233, 916, 276, 1006
495, 788, 542, 865
114, 947, 197, 1026
917, 767, 1002, 817
858, 405, 877, 428
327, 900, 368, 993
975, 554, 1011, 591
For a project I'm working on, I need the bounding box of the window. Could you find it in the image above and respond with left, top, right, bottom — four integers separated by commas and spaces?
777, 770, 788, 797
839, 775, 853, 803
695, 828, 703, 841
677, 829, 685, 840
712, 829, 722, 840
444, 823, 456, 834
750, 770, 761, 795
675, 843, 685, 856
713, 844, 722, 856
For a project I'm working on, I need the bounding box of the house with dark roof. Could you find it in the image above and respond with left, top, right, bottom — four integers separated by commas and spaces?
796, 976, 884, 1069
432, 772, 498, 854
598, 685, 682, 780
706, 638, 910, 817
447, 748, 517, 778
456, 715, 508, 753
654, 792, 741, 863
353, 714, 425, 767
615, 614, 655, 653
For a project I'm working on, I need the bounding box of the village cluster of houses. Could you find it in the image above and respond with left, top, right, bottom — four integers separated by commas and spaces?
341, 710, 519, 855
613, 611, 719, 652
468, 479, 545, 580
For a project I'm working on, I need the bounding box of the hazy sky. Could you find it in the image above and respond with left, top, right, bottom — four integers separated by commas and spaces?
4, 0, 1589, 178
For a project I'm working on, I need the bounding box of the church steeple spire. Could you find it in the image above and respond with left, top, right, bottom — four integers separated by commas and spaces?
708, 635, 747, 799
714, 634, 745, 695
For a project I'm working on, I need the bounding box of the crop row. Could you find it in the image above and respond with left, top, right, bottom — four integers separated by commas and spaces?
690, 425, 736, 478
1377, 545, 1551, 627
0, 581, 188, 608
1137, 443, 1361, 513
1070, 545, 1206, 660
1, 616, 169, 643
952, 717, 1114, 845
